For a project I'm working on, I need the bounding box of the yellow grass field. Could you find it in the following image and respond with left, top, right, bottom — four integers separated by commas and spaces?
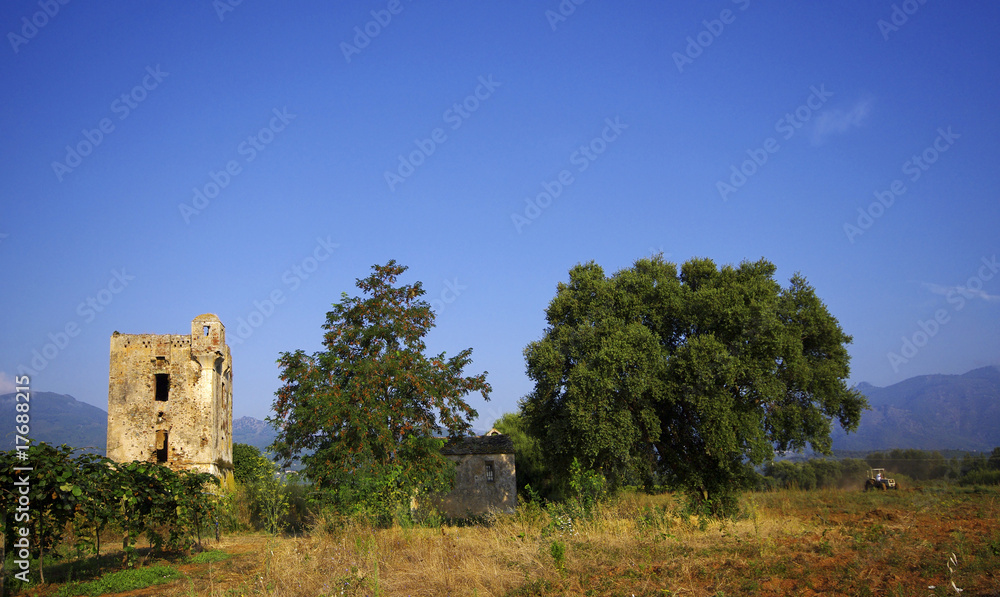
17, 485, 1000, 597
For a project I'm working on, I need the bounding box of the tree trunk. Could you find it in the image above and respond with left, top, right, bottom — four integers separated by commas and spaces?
36, 523, 44, 586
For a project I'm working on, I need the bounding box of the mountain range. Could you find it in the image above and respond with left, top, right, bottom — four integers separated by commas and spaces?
831, 365, 1000, 451
0, 391, 108, 454
3, 365, 998, 455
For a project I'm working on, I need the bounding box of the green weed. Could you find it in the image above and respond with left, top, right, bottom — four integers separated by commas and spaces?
550, 539, 567, 573
56, 564, 183, 596
187, 549, 231, 564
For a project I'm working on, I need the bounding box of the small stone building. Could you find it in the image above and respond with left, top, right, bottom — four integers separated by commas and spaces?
107, 314, 233, 479
435, 431, 516, 517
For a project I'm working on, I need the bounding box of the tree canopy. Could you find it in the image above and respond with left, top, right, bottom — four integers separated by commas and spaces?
268, 261, 491, 521
520, 255, 867, 512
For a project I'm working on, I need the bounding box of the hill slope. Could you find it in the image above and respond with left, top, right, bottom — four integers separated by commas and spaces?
0, 391, 108, 454
833, 366, 1000, 451
232, 415, 279, 452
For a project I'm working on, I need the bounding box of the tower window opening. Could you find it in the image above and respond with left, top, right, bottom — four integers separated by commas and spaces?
203, 325, 210, 336
155, 373, 169, 402
155, 430, 169, 463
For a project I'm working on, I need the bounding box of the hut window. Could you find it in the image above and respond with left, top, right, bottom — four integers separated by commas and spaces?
485, 461, 495, 483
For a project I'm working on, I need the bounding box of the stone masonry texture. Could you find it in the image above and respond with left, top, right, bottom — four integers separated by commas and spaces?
107, 314, 233, 479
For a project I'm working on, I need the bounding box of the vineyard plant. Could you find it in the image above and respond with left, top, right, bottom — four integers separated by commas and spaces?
0, 442, 218, 591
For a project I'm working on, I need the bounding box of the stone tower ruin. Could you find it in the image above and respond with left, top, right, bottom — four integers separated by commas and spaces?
107, 314, 233, 479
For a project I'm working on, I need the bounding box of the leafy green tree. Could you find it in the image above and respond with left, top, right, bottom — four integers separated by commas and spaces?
958, 453, 989, 475
521, 255, 866, 515
268, 261, 491, 524
839, 458, 871, 486
762, 458, 869, 490
493, 412, 549, 497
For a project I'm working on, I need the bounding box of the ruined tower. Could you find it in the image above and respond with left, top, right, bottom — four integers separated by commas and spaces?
107, 314, 233, 479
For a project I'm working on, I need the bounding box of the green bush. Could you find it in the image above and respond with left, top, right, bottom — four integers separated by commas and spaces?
233, 443, 276, 485
549, 540, 566, 573
246, 474, 290, 535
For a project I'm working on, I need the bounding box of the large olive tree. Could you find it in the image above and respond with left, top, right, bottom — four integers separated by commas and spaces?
521, 255, 866, 514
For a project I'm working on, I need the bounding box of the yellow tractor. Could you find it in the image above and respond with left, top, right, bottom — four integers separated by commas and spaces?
864, 468, 898, 491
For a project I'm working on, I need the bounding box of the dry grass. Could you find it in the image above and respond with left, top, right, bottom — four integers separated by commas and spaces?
250, 487, 1000, 597
258, 513, 551, 596
20, 485, 1000, 596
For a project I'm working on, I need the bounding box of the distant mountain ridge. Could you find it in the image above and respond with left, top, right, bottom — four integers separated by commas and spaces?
0, 392, 107, 454
832, 366, 1000, 451
232, 415, 279, 451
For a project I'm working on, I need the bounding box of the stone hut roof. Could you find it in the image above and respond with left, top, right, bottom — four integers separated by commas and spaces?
440, 434, 514, 455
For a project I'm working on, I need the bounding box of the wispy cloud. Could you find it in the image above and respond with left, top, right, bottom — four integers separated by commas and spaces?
922, 281, 1000, 302
811, 98, 872, 145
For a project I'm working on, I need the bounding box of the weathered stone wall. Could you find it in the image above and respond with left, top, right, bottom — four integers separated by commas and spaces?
107, 314, 232, 478
434, 447, 516, 517
436, 453, 516, 517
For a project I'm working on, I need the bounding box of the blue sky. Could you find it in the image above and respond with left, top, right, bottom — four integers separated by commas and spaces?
2, 1, 998, 430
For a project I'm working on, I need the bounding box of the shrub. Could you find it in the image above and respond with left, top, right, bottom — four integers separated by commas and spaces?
233, 443, 276, 485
